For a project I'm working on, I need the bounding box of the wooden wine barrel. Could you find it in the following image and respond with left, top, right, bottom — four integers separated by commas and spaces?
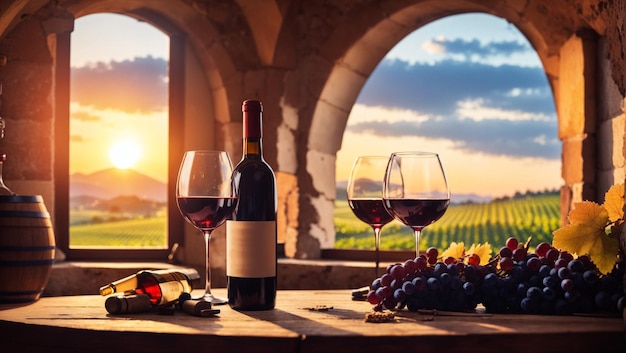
0, 195, 56, 303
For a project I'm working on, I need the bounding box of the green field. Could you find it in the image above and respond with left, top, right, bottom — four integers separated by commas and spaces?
334, 193, 561, 252
70, 211, 167, 247
70, 192, 561, 251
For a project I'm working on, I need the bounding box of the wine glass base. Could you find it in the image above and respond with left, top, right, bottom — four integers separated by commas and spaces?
194, 293, 228, 305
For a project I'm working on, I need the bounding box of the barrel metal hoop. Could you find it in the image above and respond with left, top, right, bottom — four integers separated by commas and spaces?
0, 211, 50, 218
0, 195, 43, 203
0, 259, 55, 266
0, 246, 56, 251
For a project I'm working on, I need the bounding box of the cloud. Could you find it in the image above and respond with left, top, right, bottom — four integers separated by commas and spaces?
423, 38, 531, 59
70, 134, 87, 142
348, 117, 560, 160
357, 59, 554, 117
71, 111, 101, 122
70, 56, 167, 113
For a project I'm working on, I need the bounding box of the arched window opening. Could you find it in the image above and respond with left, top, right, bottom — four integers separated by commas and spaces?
335, 13, 560, 253
69, 13, 170, 250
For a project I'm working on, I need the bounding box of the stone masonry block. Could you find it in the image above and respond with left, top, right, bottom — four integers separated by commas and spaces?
598, 115, 625, 170
558, 33, 596, 139
597, 38, 625, 121
561, 135, 596, 186
308, 100, 348, 155
319, 64, 366, 112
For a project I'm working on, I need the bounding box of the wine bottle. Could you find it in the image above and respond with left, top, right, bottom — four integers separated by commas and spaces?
227, 99, 277, 310
99, 269, 196, 306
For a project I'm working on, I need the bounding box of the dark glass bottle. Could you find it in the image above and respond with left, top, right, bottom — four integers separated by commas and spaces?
227, 99, 277, 311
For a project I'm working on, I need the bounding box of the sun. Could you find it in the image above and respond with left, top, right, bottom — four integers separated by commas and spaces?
109, 140, 141, 170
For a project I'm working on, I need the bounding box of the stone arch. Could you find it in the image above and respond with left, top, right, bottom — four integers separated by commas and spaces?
299, 1, 593, 256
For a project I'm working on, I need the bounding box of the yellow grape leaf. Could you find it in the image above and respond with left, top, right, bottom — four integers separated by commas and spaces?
466, 243, 492, 265
567, 201, 609, 228
441, 242, 465, 260
603, 183, 624, 222
553, 223, 619, 274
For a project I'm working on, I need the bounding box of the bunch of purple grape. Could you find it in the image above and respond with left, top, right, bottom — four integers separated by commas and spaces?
366, 238, 625, 315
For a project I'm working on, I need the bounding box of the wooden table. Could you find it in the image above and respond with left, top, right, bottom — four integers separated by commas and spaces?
0, 289, 624, 353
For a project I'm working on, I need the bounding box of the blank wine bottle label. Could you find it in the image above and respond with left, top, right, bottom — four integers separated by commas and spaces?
226, 221, 276, 278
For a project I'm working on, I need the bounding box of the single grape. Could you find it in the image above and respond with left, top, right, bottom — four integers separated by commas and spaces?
427, 277, 442, 292
380, 273, 393, 287
558, 267, 571, 279
371, 278, 382, 291
439, 272, 451, 286
426, 247, 439, 260
463, 281, 476, 296
561, 278, 574, 292
433, 262, 448, 276
568, 259, 585, 273
499, 256, 514, 272
542, 275, 558, 289
559, 251, 574, 262
412, 276, 426, 292
554, 258, 569, 269
535, 242, 552, 257
390, 264, 406, 280
403, 259, 418, 274
544, 248, 559, 263
393, 288, 407, 302
505, 237, 519, 251
542, 287, 557, 301
526, 286, 543, 302
443, 256, 456, 265
538, 264, 551, 278
402, 281, 416, 296
512, 247, 527, 261
414, 256, 427, 270
582, 270, 598, 285
499, 246, 513, 259
526, 257, 542, 272
467, 254, 480, 267
577, 254, 592, 269
367, 290, 381, 304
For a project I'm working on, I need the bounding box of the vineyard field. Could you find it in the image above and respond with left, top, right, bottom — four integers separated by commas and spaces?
69, 192, 561, 252
335, 193, 561, 252
70, 212, 167, 247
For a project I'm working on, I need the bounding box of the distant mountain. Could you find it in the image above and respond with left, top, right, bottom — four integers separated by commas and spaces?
335, 183, 492, 204
70, 168, 167, 202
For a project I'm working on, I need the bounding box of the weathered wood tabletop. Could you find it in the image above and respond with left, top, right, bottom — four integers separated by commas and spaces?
0, 289, 624, 353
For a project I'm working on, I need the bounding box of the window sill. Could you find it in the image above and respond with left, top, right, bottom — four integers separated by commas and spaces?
43, 255, 403, 297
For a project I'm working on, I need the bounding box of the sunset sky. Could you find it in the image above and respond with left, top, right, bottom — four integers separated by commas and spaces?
70, 12, 561, 201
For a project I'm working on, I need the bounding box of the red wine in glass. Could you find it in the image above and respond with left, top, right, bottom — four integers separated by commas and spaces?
348, 199, 394, 228
383, 152, 450, 258
347, 156, 394, 277
176, 150, 237, 304
177, 196, 237, 230
382, 199, 449, 228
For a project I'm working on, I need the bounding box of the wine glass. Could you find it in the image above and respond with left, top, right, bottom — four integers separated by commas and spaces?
176, 150, 237, 304
347, 156, 394, 277
383, 152, 450, 258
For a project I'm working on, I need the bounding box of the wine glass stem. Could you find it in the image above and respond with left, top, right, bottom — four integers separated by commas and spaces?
413, 228, 423, 258
373, 226, 382, 277
203, 231, 213, 296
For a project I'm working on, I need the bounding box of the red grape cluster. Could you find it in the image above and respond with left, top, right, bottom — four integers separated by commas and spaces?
366, 237, 625, 316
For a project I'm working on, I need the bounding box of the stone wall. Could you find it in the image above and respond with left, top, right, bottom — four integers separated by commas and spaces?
0, 0, 624, 269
